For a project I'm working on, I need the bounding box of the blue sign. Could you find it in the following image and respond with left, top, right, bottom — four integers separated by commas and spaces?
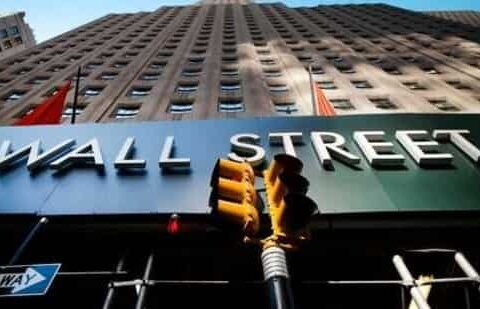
0, 264, 61, 297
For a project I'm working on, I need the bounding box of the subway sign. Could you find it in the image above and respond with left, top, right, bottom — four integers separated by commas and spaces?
0, 114, 479, 216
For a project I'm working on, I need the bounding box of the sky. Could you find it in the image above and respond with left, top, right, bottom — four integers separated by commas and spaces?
2, 0, 480, 43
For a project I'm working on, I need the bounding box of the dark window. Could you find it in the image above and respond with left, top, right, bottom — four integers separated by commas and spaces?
140, 72, 161, 80
370, 97, 397, 109
28, 76, 51, 85
402, 81, 426, 90
331, 99, 354, 110
218, 99, 245, 112
114, 105, 140, 119
99, 72, 118, 81
317, 80, 337, 90
351, 80, 372, 89
169, 100, 193, 114
7, 26, 19, 36
62, 106, 85, 118
3, 90, 26, 102
83, 86, 104, 97
128, 87, 151, 97
274, 102, 298, 114
428, 98, 459, 111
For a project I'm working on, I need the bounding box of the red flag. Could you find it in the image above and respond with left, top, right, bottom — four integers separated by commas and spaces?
14, 81, 72, 126
315, 83, 336, 117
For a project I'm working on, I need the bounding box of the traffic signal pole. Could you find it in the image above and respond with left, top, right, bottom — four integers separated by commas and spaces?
262, 246, 295, 309
208, 154, 318, 309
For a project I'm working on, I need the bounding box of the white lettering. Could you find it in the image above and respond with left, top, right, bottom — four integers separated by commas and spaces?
114, 137, 146, 169
228, 133, 265, 167
269, 132, 303, 157
50, 138, 104, 170
0, 139, 75, 171
159, 136, 190, 168
310, 132, 360, 168
433, 130, 480, 164
354, 131, 405, 166
396, 130, 453, 166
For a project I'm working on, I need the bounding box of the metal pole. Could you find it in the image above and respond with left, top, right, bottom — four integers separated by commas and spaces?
8, 217, 48, 265
135, 253, 154, 309
393, 255, 431, 309
261, 246, 295, 309
455, 252, 480, 293
400, 286, 407, 309
308, 63, 318, 116
71, 66, 81, 125
102, 256, 126, 309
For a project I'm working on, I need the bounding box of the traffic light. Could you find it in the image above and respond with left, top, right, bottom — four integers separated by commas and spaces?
263, 154, 317, 240
209, 159, 260, 237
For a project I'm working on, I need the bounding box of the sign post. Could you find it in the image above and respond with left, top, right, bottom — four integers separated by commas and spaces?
0, 264, 61, 297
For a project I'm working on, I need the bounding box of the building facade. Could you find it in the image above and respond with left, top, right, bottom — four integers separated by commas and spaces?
0, 2, 480, 125
1, 2, 480, 309
0, 12, 35, 61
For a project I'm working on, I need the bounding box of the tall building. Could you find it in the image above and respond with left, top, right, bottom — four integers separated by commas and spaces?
0, 2, 480, 125
426, 10, 480, 28
1, 2, 480, 309
0, 12, 36, 61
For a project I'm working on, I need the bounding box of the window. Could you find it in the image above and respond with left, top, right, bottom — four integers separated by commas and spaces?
14, 36, 23, 45
370, 97, 397, 109
7, 26, 19, 36
422, 66, 440, 75
330, 99, 354, 110
222, 56, 238, 63
62, 106, 85, 118
383, 66, 402, 75
0, 29, 7, 39
86, 62, 103, 70
112, 61, 129, 68
220, 81, 241, 93
128, 87, 151, 97
114, 105, 140, 119
264, 69, 282, 78
169, 100, 193, 114
176, 82, 199, 95
336, 64, 356, 74
317, 80, 337, 90
3, 90, 26, 102
222, 68, 239, 78
268, 84, 289, 94
3, 40, 13, 49
428, 98, 459, 111
188, 57, 204, 64
274, 102, 298, 114
181, 67, 202, 78
0, 78, 10, 86
310, 66, 324, 75
100, 72, 118, 81
351, 80, 372, 89
48, 65, 67, 73
402, 81, 426, 90
140, 72, 161, 80
83, 86, 104, 97
150, 62, 166, 70
446, 80, 471, 90
260, 58, 276, 66
218, 99, 245, 112
29, 76, 51, 85
15, 67, 32, 75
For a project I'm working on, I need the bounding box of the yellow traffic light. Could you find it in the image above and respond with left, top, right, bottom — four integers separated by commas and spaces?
209, 159, 260, 237
264, 154, 317, 240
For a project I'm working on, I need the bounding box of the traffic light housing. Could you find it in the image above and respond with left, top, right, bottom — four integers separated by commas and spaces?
209, 159, 260, 237
263, 154, 317, 241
